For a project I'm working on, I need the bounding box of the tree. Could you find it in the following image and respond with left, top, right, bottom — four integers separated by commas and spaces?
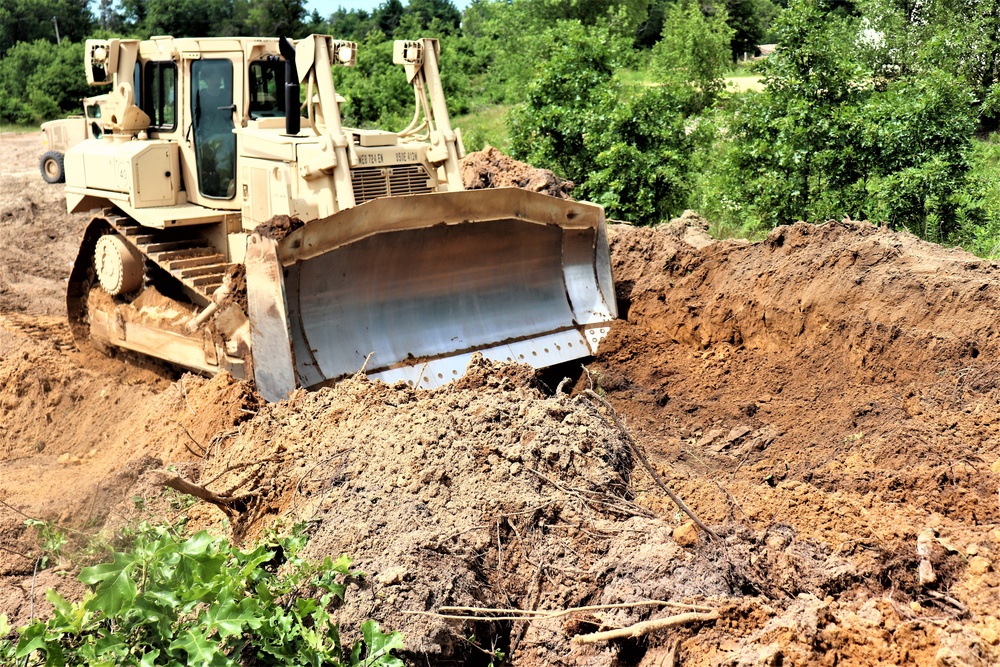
652, 0, 734, 110
406, 0, 461, 32
0, 0, 92, 55
725, 0, 779, 59
374, 0, 405, 35
333, 31, 414, 129
97, 0, 124, 32
858, 0, 1000, 130
507, 21, 627, 182
119, 0, 234, 38
723, 0, 979, 241
0, 39, 89, 124
329, 8, 372, 40
581, 85, 709, 223
246, 0, 308, 37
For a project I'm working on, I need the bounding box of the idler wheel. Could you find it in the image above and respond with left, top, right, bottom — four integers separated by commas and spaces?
95, 234, 144, 296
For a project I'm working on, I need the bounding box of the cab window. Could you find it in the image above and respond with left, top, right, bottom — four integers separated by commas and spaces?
144, 62, 177, 130
248, 60, 286, 119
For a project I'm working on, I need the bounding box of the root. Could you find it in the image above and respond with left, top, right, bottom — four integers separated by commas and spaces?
583, 390, 719, 540
571, 610, 720, 644
151, 470, 250, 518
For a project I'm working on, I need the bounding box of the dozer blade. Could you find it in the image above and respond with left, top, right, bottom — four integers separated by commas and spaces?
245, 188, 616, 402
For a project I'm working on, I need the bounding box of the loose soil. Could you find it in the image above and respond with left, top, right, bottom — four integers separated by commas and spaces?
2, 133, 1000, 666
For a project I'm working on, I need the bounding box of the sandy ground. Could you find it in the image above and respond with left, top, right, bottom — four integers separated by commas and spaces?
2, 131, 1000, 666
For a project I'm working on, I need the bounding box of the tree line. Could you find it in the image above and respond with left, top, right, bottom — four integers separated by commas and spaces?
3, 0, 1000, 253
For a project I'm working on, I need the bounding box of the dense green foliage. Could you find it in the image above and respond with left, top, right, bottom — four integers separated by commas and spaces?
0, 521, 402, 667
5, 0, 1000, 252
718, 0, 981, 241
0, 39, 89, 124
0, 0, 92, 54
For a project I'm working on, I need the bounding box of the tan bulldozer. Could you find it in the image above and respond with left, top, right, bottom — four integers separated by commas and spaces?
64, 35, 616, 401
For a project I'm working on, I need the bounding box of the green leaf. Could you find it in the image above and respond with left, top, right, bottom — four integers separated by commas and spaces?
14, 622, 48, 658
139, 649, 161, 667
204, 599, 257, 639
80, 552, 138, 616
143, 588, 181, 610
133, 596, 174, 640
169, 628, 232, 667
45, 590, 73, 618
358, 620, 404, 667
178, 531, 215, 558
94, 633, 128, 660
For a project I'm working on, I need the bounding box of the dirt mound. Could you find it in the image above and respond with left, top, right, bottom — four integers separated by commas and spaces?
106, 355, 862, 665
461, 146, 575, 199
588, 219, 1000, 664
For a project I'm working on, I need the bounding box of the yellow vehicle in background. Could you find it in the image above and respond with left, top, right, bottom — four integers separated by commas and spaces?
39, 95, 107, 183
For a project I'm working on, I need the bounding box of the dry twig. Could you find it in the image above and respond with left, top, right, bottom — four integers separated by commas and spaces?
168, 419, 206, 457
201, 455, 284, 488
404, 600, 717, 622
571, 610, 720, 644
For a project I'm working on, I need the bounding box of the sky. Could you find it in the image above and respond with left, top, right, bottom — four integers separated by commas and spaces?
305, 0, 472, 18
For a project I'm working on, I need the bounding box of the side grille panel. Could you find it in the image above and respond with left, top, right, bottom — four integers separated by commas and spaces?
351, 165, 434, 204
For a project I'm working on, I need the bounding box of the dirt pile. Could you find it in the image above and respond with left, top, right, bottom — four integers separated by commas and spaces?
589, 219, 1000, 664
103, 355, 862, 666
461, 146, 575, 199
3, 133, 1000, 666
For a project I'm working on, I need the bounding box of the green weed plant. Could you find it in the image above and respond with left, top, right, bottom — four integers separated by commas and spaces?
1, 522, 402, 667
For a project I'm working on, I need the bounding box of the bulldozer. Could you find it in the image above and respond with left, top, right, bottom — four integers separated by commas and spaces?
64, 34, 616, 402
40, 94, 107, 183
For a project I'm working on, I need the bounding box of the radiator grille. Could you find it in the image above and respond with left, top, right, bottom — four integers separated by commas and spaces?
351, 165, 434, 204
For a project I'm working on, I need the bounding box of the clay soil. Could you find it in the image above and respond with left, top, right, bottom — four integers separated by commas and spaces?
3, 131, 1000, 667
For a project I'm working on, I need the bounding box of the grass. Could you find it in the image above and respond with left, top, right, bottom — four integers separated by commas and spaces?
616, 67, 654, 86
453, 103, 511, 153
724, 74, 764, 93
0, 123, 40, 134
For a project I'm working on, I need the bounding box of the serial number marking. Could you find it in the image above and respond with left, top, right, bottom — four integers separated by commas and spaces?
357, 150, 421, 166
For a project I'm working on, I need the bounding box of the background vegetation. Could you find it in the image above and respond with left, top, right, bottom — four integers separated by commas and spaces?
4, 0, 1000, 252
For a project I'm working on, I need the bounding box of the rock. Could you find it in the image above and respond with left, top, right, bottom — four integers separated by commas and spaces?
917, 528, 938, 586
697, 429, 725, 448
969, 556, 992, 575
918, 559, 937, 586
727, 425, 752, 444
376, 566, 407, 586
673, 521, 699, 547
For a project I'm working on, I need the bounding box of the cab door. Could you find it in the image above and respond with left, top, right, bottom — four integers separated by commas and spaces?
181, 54, 243, 209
